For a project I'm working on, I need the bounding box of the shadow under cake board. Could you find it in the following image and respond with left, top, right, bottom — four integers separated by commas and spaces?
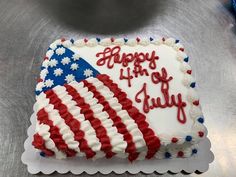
35, 0, 171, 34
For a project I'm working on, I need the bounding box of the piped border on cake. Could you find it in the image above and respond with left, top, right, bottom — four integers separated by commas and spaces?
35, 37, 207, 159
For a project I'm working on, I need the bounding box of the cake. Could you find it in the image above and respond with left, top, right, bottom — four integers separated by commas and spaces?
32, 37, 207, 162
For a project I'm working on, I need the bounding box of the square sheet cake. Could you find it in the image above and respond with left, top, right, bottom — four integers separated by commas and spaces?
32, 37, 207, 162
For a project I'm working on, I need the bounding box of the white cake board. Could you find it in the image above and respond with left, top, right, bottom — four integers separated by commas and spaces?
21, 113, 214, 175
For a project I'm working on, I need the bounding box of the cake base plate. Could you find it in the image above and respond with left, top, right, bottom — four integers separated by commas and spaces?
21, 113, 214, 175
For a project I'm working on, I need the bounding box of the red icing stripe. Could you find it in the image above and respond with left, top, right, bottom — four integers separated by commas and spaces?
36, 108, 77, 157
83, 80, 139, 161
45, 89, 96, 159
64, 84, 115, 158
97, 74, 161, 159
32, 133, 54, 156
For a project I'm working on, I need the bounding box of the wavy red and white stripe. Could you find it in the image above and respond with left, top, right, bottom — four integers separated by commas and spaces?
32, 74, 160, 161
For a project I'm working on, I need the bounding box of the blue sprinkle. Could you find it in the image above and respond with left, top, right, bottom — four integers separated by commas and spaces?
185, 135, 192, 142
70, 39, 74, 43
35, 91, 41, 95
192, 149, 198, 154
40, 152, 46, 157
165, 152, 171, 158
197, 117, 204, 124
190, 82, 196, 88
175, 39, 180, 43
184, 57, 189, 62
96, 38, 101, 42
149, 37, 154, 41
124, 38, 128, 43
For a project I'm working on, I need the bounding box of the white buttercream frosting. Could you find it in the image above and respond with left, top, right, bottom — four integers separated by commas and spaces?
180, 62, 191, 73
113, 38, 125, 46
99, 38, 112, 46
86, 38, 98, 47
164, 37, 176, 46
176, 51, 188, 62
48, 59, 58, 67
34, 37, 207, 161
74, 39, 85, 47
187, 88, 199, 102
55, 47, 65, 55
65, 74, 75, 83
42, 60, 49, 68
151, 38, 163, 45
36, 82, 45, 91
173, 43, 184, 51
182, 74, 195, 87
54, 68, 63, 77
139, 38, 150, 46
61, 57, 71, 65
62, 40, 72, 48
126, 38, 137, 46
46, 49, 54, 59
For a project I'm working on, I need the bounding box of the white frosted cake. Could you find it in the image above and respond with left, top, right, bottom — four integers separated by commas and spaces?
32, 37, 206, 162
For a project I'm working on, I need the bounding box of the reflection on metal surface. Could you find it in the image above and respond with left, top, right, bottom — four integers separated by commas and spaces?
0, 0, 235, 177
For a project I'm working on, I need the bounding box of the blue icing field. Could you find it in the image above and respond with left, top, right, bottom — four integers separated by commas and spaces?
36, 45, 100, 95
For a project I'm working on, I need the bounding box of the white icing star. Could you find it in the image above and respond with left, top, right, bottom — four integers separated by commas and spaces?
83, 69, 93, 77
70, 63, 79, 70
45, 79, 54, 87
48, 59, 58, 67
61, 57, 71, 65
56, 47, 65, 55
72, 53, 80, 61
40, 69, 48, 79
54, 68, 63, 76
36, 82, 45, 91
65, 74, 75, 83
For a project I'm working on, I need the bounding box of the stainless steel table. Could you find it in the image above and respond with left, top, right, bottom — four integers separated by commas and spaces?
0, 0, 235, 176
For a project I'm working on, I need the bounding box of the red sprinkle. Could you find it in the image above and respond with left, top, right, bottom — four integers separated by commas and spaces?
193, 100, 199, 106
37, 78, 43, 83
179, 48, 185, 51
177, 151, 184, 157
136, 37, 140, 42
61, 38, 66, 42
111, 37, 115, 42
84, 38, 88, 43
187, 70, 192, 75
198, 131, 204, 137
44, 56, 49, 60
171, 137, 178, 143
162, 37, 165, 41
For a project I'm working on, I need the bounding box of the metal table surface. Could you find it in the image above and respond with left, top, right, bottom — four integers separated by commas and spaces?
0, 0, 235, 176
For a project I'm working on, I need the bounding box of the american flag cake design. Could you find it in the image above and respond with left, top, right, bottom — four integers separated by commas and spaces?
32, 38, 207, 162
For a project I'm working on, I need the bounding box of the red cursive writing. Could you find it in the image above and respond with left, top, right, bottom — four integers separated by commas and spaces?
96, 46, 188, 124
135, 68, 187, 124
133, 64, 149, 78
120, 67, 133, 87
96, 46, 159, 69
